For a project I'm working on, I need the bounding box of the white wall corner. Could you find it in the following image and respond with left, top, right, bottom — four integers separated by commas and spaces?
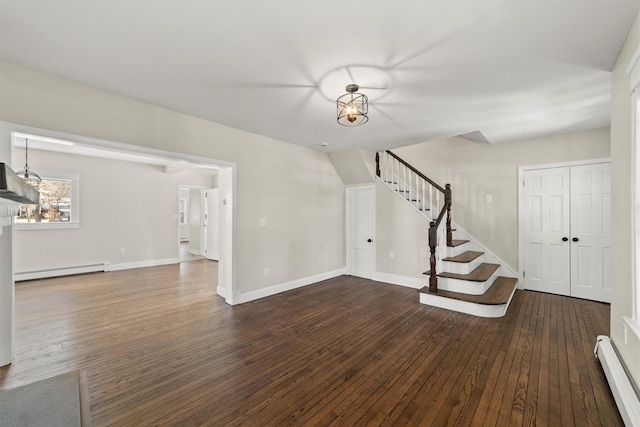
216, 286, 227, 299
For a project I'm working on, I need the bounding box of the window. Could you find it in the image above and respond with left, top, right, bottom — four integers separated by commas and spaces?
627, 47, 640, 338
15, 171, 80, 230
628, 84, 640, 339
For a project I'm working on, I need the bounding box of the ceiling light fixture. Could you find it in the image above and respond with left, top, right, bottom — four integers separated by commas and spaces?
337, 84, 368, 126
16, 138, 41, 187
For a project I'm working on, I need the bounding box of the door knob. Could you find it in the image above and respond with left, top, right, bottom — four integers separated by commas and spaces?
572, 237, 579, 242
367, 239, 372, 243
562, 237, 568, 242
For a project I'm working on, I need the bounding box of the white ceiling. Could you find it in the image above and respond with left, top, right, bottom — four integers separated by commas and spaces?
1, 1, 638, 152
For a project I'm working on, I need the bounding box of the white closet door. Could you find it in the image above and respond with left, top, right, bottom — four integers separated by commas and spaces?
569, 163, 611, 303
346, 186, 374, 279
523, 168, 571, 296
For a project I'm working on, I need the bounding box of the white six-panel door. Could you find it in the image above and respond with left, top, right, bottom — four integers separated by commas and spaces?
523, 162, 611, 303
523, 167, 571, 296
346, 186, 374, 279
569, 164, 612, 302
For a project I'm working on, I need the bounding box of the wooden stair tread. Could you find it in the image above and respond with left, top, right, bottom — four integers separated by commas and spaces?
418, 276, 517, 305
436, 263, 500, 281
443, 251, 484, 263
448, 239, 469, 247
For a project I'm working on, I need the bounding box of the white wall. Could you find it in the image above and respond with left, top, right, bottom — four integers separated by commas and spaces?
11, 148, 214, 272
375, 180, 430, 279
0, 60, 346, 297
328, 147, 375, 185
393, 128, 610, 271
0, 135, 14, 364
610, 10, 640, 386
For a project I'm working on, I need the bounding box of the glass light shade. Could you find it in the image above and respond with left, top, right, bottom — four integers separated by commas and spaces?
16, 169, 42, 187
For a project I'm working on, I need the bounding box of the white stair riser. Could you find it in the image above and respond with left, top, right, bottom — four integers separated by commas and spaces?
442, 259, 483, 275
445, 245, 466, 258
437, 276, 494, 295
419, 293, 509, 318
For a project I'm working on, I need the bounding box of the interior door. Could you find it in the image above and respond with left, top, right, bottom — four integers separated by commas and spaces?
347, 186, 374, 279
523, 168, 571, 296
569, 163, 611, 302
523, 162, 611, 302
204, 189, 219, 261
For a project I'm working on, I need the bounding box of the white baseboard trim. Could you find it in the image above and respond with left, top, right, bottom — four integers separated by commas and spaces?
217, 286, 227, 299
15, 263, 109, 281
109, 258, 180, 271
234, 268, 346, 304
595, 335, 640, 426
372, 272, 425, 289
15, 258, 182, 281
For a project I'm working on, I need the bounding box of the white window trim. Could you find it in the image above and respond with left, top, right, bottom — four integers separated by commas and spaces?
15, 170, 80, 231
626, 46, 640, 338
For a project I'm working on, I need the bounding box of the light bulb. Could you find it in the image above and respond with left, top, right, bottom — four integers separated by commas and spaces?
346, 103, 357, 122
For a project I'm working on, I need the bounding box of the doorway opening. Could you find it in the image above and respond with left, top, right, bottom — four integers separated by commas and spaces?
2, 121, 237, 304
177, 185, 208, 263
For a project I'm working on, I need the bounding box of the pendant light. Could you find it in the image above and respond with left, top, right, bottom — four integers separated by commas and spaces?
337, 84, 369, 126
16, 138, 41, 187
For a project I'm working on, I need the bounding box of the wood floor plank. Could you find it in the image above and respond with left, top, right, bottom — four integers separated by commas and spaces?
530, 290, 550, 427
0, 262, 623, 426
498, 289, 538, 426
469, 292, 526, 426
514, 291, 543, 424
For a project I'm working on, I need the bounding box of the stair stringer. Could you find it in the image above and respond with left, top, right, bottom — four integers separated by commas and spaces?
444, 225, 518, 281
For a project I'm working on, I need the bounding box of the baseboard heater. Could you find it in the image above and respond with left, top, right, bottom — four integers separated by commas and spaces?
594, 335, 640, 426
14, 262, 110, 282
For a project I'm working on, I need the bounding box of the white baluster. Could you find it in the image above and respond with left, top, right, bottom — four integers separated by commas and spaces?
383, 152, 387, 182
402, 163, 406, 194
394, 158, 398, 188
422, 179, 426, 212
429, 185, 433, 220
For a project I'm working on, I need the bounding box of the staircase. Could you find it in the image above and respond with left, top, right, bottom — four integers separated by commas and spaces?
376, 150, 518, 318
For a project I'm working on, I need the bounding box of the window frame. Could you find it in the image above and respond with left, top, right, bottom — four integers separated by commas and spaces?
14, 170, 80, 231
627, 49, 640, 338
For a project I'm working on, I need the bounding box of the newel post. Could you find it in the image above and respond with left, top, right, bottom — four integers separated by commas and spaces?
375, 152, 380, 177
428, 220, 438, 292
445, 183, 452, 247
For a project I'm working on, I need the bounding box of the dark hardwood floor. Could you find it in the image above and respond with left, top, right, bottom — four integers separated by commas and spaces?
0, 261, 622, 426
